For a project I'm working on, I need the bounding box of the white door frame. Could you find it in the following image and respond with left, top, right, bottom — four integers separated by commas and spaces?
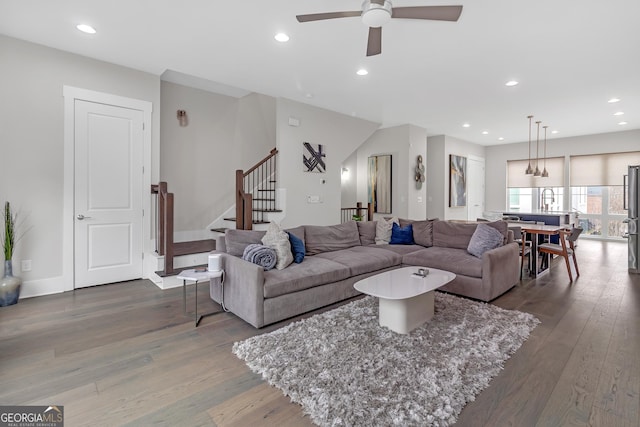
467, 154, 486, 221
63, 86, 152, 291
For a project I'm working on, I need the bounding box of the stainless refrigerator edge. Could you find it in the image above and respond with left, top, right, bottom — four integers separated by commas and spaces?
625, 165, 640, 274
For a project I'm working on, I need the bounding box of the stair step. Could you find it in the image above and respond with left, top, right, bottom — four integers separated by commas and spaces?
253, 198, 276, 202
257, 189, 276, 192
173, 239, 216, 256
210, 228, 228, 233
222, 218, 270, 225
253, 209, 283, 213
155, 264, 207, 278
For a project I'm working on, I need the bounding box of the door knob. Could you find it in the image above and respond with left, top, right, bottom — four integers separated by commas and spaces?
77, 214, 91, 220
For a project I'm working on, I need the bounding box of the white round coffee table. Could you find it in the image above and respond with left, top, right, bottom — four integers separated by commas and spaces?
354, 266, 455, 334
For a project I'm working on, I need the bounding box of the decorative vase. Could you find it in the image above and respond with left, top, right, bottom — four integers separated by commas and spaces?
0, 260, 22, 306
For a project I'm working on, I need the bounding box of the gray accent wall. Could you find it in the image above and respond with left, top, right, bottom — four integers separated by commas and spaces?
276, 98, 379, 227
160, 82, 274, 232
0, 35, 161, 297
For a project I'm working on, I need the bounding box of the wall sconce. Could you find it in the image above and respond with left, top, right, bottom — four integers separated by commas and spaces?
341, 167, 350, 180
177, 109, 188, 127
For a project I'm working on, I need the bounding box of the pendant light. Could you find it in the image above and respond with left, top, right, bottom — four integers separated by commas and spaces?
525, 115, 534, 174
533, 121, 541, 177
541, 125, 549, 178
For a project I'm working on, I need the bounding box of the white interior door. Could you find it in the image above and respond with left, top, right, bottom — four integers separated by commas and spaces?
74, 100, 144, 288
467, 156, 486, 221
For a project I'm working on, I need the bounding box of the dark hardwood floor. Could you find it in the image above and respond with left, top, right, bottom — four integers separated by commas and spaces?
1, 240, 638, 426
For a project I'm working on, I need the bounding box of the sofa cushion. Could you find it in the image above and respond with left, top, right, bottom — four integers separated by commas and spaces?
315, 246, 402, 276
467, 223, 504, 258
304, 221, 361, 255
390, 223, 414, 245
287, 231, 305, 263
399, 218, 435, 247
403, 247, 482, 278
432, 220, 508, 249
263, 257, 351, 298
357, 221, 377, 245
367, 244, 424, 256
225, 229, 266, 257
375, 217, 398, 245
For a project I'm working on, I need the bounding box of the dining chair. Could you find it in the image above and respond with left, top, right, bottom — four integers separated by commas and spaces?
509, 225, 531, 279
537, 227, 583, 282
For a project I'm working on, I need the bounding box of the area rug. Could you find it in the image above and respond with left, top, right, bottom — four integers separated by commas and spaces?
233, 293, 540, 426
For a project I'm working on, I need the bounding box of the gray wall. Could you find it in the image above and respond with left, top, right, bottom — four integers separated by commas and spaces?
426, 135, 486, 220
160, 82, 274, 233
353, 124, 428, 221
276, 98, 379, 227
0, 35, 161, 297
485, 129, 640, 211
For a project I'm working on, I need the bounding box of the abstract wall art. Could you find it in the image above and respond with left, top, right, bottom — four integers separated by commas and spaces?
303, 142, 326, 173
449, 154, 467, 207
368, 154, 392, 214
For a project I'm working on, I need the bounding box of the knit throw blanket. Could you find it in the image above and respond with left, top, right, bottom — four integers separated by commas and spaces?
242, 244, 277, 270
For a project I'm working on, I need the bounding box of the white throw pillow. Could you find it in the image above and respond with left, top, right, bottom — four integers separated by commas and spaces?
261, 222, 294, 270
375, 217, 399, 245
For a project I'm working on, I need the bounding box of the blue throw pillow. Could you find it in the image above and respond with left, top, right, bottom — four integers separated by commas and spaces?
287, 231, 305, 263
390, 223, 414, 245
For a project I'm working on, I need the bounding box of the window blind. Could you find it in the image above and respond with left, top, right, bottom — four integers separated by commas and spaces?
507, 157, 564, 188
570, 151, 640, 186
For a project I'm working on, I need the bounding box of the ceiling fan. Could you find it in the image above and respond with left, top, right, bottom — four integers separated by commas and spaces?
296, 1, 462, 57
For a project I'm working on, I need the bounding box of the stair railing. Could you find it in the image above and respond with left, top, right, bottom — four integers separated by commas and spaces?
341, 202, 374, 223
151, 182, 175, 273
236, 148, 278, 230
151, 181, 215, 276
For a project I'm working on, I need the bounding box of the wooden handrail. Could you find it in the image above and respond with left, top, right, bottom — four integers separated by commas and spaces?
236, 148, 278, 230
243, 148, 278, 177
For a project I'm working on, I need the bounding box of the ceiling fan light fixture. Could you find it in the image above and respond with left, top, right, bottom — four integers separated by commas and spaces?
361, 0, 392, 27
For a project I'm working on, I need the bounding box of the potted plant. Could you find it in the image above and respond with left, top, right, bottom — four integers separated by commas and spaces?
1, 201, 22, 306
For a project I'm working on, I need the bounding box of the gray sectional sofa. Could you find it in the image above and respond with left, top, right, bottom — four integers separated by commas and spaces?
210, 219, 519, 328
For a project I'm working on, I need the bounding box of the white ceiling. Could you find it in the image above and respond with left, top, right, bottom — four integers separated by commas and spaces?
1, 0, 639, 145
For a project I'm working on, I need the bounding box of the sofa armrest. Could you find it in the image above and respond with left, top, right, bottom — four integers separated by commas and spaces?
481, 242, 519, 300
209, 252, 265, 328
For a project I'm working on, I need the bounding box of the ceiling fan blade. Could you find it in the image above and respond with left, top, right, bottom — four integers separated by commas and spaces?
366, 27, 382, 57
391, 5, 463, 21
296, 11, 361, 23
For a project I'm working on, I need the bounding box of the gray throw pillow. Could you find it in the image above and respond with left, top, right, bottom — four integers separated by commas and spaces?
467, 223, 504, 258
411, 219, 435, 247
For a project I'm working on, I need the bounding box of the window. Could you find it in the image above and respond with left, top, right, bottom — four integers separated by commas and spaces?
508, 187, 564, 212
571, 186, 626, 238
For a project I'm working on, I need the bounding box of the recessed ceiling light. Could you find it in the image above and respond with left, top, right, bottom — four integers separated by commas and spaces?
551, 130, 559, 134
608, 97, 621, 103
462, 123, 470, 128
618, 121, 628, 125
305, 93, 314, 99
498, 137, 504, 141
274, 33, 289, 42
356, 69, 368, 76
505, 80, 519, 87
76, 24, 96, 34
482, 131, 489, 135
613, 111, 624, 116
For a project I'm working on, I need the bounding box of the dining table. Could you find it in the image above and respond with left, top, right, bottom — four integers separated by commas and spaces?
517, 223, 566, 277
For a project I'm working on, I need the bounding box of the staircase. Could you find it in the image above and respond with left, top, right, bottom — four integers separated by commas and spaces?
220, 148, 282, 231
150, 182, 216, 276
